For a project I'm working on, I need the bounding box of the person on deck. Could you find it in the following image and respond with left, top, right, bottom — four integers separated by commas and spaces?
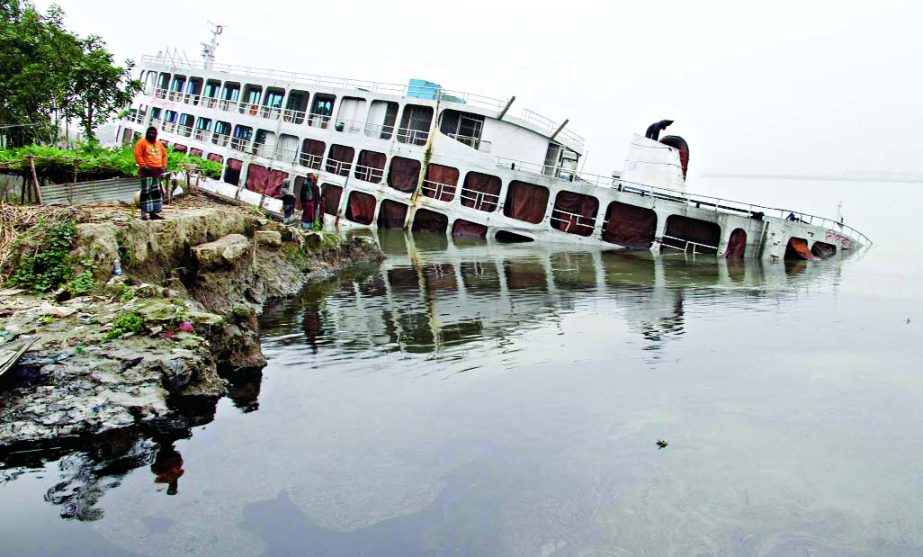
279, 179, 297, 225
299, 174, 322, 230
133, 126, 168, 220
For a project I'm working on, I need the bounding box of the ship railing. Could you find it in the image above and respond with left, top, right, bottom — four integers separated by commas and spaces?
193, 129, 210, 141
174, 124, 194, 138
238, 103, 264, 117
458, 189, 500, 212
153, 87, 168, 100
274, 145, 299, 163
149, 118, 163, 129
364, 122, 396, 138
549, 208, 596, 234
229, 137, 252, 152
437, 89, 505, 111
260, 105, 283, 119
334, 118, 364, 134
161, 121, 177, 133
397, 128, 429, 146
202, 97, 219, 109
660, 235, 719, 255
519, 109, 586, 148
211, 132, 231, 147
298, 153, 323, 170
307, 112, 332, 129
283, 108, 307, 124
421, 179, 457, 200
495, 157, 578, 181
325, 158, 352, 176
446, 133, 492, 153
353, 163, 384, 183
126, 112, 146, 124
217, 99, 237, 112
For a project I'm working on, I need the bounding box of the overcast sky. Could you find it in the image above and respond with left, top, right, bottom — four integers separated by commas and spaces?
33, 0, 923, 178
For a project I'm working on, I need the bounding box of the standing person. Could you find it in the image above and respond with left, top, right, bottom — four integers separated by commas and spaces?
310, 177, 323, 230
279, 179, 297, 225
133, 126, 168, 220
299, 173, 318, 230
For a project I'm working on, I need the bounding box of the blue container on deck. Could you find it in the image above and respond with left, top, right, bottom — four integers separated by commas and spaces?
407, 79, 442, 100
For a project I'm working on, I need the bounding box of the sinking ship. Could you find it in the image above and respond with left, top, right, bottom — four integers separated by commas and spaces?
116, 33, 870, 262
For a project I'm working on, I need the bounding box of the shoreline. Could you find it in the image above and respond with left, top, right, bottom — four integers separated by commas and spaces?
0, 195, 382, 453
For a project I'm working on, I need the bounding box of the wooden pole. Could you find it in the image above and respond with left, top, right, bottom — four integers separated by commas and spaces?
70, 159, 80, 205
26, 155, 42, 205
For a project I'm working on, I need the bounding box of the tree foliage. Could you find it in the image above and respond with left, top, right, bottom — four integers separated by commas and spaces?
0, 1, 138, 145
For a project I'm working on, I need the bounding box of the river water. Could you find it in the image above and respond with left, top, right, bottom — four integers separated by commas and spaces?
1, 178, 922, 556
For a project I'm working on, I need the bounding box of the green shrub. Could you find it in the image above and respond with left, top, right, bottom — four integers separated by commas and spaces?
7, 220, 77, 293
104, 311, 144, 340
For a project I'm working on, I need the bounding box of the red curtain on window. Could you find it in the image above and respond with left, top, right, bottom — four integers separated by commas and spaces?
321, 184, 342, 216
411, 209, 448, 233
452, 219, 487, 239
245, 164, 288, 198
326, 145, 354, 176
357, 150, 386, 183
190, 148, 203, 157
377, 200, 407, 229
551, 191, 598, 236
725, 228, 747, 259
208, 153, 224, 164
503, 181, 549, 224
602, 202, 657, 249
346, 191, 376, 224
224, 158, 242, 185
461, 173, 501, 212
424, 164, 459, 201
388, 157, 420, 193
172, 143, 187, 153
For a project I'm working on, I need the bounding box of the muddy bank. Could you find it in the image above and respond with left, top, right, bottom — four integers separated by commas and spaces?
0, 198, 381, 451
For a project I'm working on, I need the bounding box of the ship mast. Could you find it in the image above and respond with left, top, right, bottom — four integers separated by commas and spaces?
201, 22, 224, 70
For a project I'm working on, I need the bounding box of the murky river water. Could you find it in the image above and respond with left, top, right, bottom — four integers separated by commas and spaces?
1, 178, 922, 556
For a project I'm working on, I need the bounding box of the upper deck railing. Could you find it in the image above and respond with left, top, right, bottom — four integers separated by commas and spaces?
139, 55, 583, 149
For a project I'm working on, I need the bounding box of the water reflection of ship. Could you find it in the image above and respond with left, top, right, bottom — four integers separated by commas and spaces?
263, 230, 843, 354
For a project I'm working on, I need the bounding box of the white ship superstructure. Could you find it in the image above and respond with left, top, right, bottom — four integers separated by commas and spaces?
116, 51, 870, 261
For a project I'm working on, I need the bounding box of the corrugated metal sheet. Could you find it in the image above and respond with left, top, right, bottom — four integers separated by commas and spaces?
41, 177, 139, 206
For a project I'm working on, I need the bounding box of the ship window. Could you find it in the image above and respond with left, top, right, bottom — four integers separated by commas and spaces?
335, 97, 366, 133
300, 139, 325, 169
366, 100, 398, 140
150, 107, 162, 121
224, 158, 243, 186
602, 201, 657, 249
164, 110, 178, 123
277, 134, 299, 162
321, 184, 342, 216
378, 200, 408, 230
240, 85, 263, 116
662, 215, 721, 255
309, 94, 335, 129
460, 172, 501, 212
207, 153, 223, 164
398, 104, 433, 145
355, 150, 386, 183
194, 117, 212, 141
326, 144, 354, 176
412, 209, 448, 234
190, 148, 203, 157
172, 143, 187, 153
221, 82, 240, 108
246, 163, 289, 198
262, 87, 285, 119
785, 237, 816, 260
120, 128, 133, 146
204, 79, 221, 98
157, 73, 170, 97
285, 90, 308, 123
503, 181, 549, 224
253, 129, 275, 157
440, 110, 485, 150
231, 125, 253, 151
212, 120, 231, 145
346, 191, 376, 225
726, 229, 747, 259
452, 220, 487, 239
169, 75, 186, 102
186, 77, 203, 104
811, 241, 836, 259
177, 114, 194, 136
423, 164, 459, 202
550, 191, 598, 236
387, 157, 420, 193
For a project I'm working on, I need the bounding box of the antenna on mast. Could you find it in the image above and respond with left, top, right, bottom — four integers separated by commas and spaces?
201, 22, 224, 69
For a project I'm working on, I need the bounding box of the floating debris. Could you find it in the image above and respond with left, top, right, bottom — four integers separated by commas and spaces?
656, 439, 669, 449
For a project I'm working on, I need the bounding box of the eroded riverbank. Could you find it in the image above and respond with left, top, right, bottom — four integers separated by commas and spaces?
0, 196, 381, 451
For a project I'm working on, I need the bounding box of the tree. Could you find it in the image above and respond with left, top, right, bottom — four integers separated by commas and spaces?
0, 2, 137, 146
64, 36, 140, 143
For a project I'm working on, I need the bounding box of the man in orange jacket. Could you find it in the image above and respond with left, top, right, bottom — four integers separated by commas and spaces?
133, 126, 167, 220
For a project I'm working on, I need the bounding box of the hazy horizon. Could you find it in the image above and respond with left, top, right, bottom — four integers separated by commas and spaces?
31, 0, 923, 178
